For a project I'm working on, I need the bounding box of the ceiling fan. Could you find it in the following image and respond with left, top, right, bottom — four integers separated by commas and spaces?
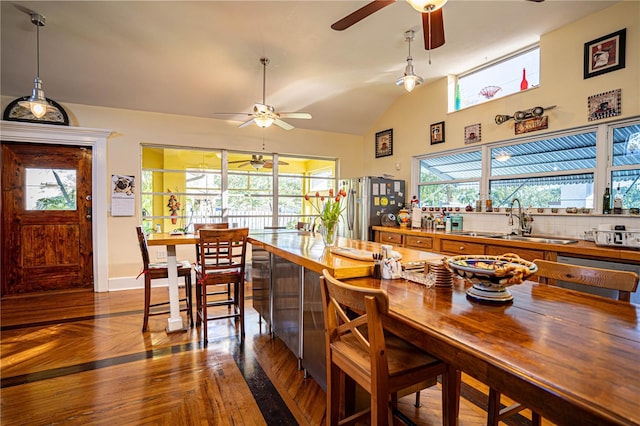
229, 154, 289, 171
215, 58, 312, 131
331, 0, 544, 51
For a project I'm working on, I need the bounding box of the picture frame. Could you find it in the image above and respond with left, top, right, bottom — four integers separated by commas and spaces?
430, 121, 445, 145
375, 128, 393, 158
464, 123, 481, 144
583, 28, 626, 79
588, 89, 621, 121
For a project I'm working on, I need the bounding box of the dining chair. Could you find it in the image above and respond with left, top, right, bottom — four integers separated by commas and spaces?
136, 226, 193, 332
486, 258, 639, 426
320, 269, 459, 426
195, 227, 249, 345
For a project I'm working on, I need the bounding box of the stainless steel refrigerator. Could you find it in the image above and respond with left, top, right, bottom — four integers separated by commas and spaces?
339, 176, 406, 241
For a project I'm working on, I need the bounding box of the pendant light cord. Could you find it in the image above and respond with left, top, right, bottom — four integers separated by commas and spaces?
36, 22, 41, 77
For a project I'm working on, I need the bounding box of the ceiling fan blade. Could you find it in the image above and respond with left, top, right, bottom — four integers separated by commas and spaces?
238, 118, 255, 128
274, 119, 295, 131
331, 0, 396, 31
231, 161, 251, 168
421, 8, 445, 50
278, 160, 289, 166
279, 112, 312, 120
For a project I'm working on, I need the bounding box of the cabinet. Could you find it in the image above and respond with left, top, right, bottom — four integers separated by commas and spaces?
440, 239, 485, 255
378, 231, 403, 245
485, 244, 543, 262
405, 235, 434, 250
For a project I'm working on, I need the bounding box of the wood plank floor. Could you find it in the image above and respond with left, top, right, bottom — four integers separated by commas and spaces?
1, 285, 550, 425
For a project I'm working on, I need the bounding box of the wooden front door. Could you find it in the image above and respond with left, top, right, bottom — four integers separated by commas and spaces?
1, 142, 93, 295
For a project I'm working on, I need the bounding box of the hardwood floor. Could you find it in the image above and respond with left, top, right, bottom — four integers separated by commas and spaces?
1, 285, 547, 425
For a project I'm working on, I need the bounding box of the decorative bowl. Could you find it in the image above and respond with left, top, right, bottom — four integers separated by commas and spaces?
446, 254, 537, 287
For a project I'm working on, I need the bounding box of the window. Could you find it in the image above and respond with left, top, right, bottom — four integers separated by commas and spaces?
413, 118, 640, 214
610, 122, 640, 209
141, 147, 337, 233
25, 168, 77, 210
454, 45, 539, 111
416, 150, 481, 208
489, 131, 597, 208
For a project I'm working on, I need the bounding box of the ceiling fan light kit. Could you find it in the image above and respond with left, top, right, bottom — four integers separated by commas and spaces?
407, 0, 448, 13
18, 12, 61, 119
216, 57, 311, 131
396, 30, 424, 93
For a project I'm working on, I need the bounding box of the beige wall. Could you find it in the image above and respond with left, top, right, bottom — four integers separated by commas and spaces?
363, 1, 639, 187
1, 1, 638, 287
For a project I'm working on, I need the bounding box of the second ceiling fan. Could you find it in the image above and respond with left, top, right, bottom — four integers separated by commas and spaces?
216, 58, 312, 131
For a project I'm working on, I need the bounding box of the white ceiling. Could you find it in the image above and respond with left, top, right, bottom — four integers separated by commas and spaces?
1, 1, 618, 135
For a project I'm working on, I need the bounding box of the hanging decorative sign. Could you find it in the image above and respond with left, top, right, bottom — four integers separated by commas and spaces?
514, 116, 548, 135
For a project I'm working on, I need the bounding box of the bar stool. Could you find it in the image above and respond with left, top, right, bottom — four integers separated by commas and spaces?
195, 227, 249, 344
136, 226, 193, 332
320, 269, 459, 425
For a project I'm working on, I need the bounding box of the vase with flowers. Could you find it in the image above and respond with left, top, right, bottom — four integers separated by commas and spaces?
167, 189, 181, 225
305, 188, 347, 247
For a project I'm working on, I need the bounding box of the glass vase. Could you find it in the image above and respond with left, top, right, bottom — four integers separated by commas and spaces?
318, 220, 339, 247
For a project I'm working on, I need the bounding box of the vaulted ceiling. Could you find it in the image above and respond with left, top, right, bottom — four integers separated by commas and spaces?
1, 1, 618, 135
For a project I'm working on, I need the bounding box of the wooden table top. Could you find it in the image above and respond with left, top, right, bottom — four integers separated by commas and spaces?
343, 275, 640, 426
146, 232, 200, 246
247, 231, 444, 279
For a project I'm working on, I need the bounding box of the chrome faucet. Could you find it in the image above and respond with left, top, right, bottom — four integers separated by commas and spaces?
508, 198, 533, 236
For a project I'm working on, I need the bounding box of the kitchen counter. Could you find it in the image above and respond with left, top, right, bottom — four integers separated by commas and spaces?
373, 226, 640, 264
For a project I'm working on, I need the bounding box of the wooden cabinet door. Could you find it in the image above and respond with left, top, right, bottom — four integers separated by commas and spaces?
377, 231, 403, 245
485, 244, 544, 262
440, 240, 485, 256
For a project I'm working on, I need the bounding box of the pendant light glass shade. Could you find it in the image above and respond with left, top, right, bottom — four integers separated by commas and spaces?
17, 13, 60, 119
396, 30, 423, 93
406, 0, 448, 13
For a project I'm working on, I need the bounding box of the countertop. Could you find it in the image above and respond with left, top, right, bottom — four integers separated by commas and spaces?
373, 226, 640, 264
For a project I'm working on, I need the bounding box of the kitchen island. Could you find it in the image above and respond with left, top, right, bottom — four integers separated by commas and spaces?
249, 230, 640, 426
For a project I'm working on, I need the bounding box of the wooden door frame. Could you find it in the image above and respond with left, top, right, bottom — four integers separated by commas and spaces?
1, 120, 112, 292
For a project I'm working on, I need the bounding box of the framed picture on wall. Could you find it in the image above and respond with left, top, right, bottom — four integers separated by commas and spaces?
464, 123, 481, 144
430, 121, 445, 145
588, 89, 621, 121
584, 28, 626, 79
375, 129, 393, 158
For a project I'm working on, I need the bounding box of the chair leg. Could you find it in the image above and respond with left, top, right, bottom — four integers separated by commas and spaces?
195, 282, 202, 326
142, 275, 151, 332
201, 283, 208, 345
239, 280, 245, 341
184, 274, 193, 328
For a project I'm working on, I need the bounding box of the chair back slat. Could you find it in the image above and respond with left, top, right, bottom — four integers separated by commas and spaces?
198, 228, 249, 282
194, 223, 229, 258
321, 269, 390, 374
533, 259, 639, 302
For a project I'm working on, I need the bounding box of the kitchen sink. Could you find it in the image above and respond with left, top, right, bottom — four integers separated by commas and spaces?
449, 231, 507, 238
490, 235, 578, 245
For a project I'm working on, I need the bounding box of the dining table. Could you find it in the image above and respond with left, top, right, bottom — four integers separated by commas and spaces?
342, 275, 640, 426
146, 232, 199, 332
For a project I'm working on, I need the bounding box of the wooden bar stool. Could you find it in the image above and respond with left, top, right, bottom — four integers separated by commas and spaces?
136, 227, 193, 332
320, 269, 459, 426
195, 227, 249, 345
486, 259, 639, 426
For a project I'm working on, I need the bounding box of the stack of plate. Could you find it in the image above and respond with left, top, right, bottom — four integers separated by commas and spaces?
429, 260, 453, 288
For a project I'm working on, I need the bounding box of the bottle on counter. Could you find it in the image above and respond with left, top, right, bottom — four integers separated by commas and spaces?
602, 187, 611, 214
485, 195, 493, 213
613, 186, 623, 214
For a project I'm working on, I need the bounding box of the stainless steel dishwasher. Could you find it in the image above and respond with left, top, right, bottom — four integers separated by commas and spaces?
556, 255, 640, 304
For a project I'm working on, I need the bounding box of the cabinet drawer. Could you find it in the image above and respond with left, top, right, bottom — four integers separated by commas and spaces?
378, 232, 403, 245
405, 235, 433, 250
440, 240, 485, 255
485, 245, 544, 262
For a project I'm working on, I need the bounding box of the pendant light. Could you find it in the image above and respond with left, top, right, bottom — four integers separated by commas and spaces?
406, 0, 448, 13
18, 13, 60, 119
396, 30, 423, 93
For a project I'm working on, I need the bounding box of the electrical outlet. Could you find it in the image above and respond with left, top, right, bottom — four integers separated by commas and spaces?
156, 250, 166, 259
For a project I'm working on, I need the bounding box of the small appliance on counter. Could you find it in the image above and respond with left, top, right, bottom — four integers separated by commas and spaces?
594, 225, 640, 248
450, 215, 463, 231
